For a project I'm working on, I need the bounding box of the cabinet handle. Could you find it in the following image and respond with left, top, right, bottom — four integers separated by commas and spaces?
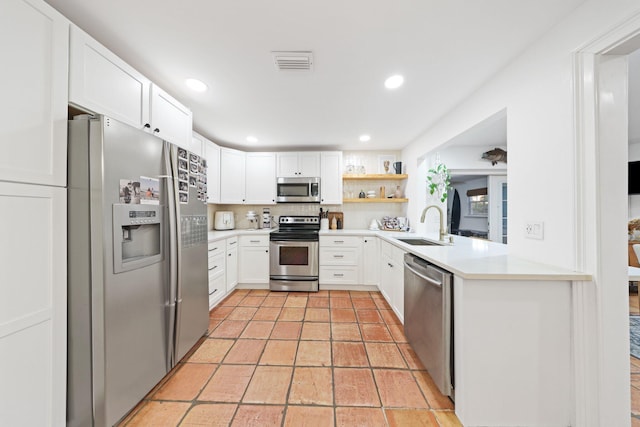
334, 240, 344, 243
210, 247, 218, 251
229, 241, 237, 245
210, 265, 218, 270
333, 255, 344, 258
334, 273, 344, 277
144, 123, 151, 128
388, 262, 393, 268
153, 128, 160, 133
250, 240, 260, 243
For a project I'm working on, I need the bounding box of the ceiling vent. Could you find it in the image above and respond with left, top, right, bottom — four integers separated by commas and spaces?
272, 51, 313, 71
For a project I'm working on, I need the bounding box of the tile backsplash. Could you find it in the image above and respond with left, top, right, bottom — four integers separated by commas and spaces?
208, 203, 406, 230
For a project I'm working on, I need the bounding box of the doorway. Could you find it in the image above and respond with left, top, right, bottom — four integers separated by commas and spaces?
574, 17, 640, 425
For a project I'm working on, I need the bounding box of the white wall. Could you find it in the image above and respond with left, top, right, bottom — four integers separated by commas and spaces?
402, 0, 640, 269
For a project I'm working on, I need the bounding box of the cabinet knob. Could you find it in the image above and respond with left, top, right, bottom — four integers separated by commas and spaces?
265, 250, 269, 253
144, 123, 151, 128
153, 128, 160, 133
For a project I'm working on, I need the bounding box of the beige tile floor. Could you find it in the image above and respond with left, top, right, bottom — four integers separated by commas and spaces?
118, 289, 461, 426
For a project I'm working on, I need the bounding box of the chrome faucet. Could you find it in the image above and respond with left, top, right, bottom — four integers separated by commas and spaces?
420, 205, 446, 241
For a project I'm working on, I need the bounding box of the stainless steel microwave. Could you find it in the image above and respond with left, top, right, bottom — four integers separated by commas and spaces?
276, 177, 320, 203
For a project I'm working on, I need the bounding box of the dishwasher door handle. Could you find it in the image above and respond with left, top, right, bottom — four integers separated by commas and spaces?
404, 261, 442, 287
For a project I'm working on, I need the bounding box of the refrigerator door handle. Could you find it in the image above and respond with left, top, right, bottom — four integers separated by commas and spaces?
163, 142, 180, 368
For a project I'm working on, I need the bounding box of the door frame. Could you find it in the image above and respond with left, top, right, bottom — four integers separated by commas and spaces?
573, 11, 640, 426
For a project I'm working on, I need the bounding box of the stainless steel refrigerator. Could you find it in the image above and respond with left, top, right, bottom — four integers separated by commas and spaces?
67, 115, 209, 427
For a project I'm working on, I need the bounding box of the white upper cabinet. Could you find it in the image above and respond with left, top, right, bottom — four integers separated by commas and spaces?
69, 26, 192, 149
320, 151, 343, 204
0, 0, 69, 187
204, 137, 220, 204
69, 25, 150, 129
219, 148, 246, 204
149, 84, 193, 149
245, 152, 276, 204
277, 152, 320, 177
190, 132, 204, 157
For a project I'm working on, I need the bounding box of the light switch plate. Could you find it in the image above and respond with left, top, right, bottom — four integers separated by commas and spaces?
525, 221, 544, 240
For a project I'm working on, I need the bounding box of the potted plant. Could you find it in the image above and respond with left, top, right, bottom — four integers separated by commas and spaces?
427, 163, 451, 202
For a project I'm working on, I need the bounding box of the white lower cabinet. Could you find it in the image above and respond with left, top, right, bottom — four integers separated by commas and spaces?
379, 240, 405, 322
238, 235, 270, 284
0, 182, 67, 426
226, 237, 238, 291
362, 236, 379, 286
319, 235, 363, 286
207, 239, 226, 308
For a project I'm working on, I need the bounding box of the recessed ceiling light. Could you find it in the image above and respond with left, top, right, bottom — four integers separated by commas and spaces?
359, 134, 371, 142
246, 136, 258, 143
384, 74, 404, 89
185, 78, 208, 92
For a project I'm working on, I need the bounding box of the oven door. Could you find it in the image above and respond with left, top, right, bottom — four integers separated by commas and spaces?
269, 240, 319, 279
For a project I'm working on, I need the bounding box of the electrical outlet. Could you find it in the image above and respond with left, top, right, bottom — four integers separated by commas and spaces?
525, 221, 544, 240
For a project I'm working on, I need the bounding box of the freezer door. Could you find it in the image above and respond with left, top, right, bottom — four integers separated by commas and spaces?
166, 143, 209, 364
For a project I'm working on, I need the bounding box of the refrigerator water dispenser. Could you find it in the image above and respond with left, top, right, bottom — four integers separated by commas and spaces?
112, 204, 163, 273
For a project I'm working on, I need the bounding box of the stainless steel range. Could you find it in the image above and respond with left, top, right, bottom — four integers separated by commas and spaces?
269, 215, 320, 292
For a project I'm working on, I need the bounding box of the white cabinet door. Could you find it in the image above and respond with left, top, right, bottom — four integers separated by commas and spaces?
246, 152, 276, 204
205, 139, 221, 204
276, 152, 300, 177
239, 246, 270, 283
149, 84, 193, 149
219, 148, 246, 204
320, 151, 343, 204
190, 132, 205, 157
0, 0, 68, 187
391, 245, 405, 322
362, 237, 379, 286
226, 247, 238, 291
298, 152, 321, 177
276, 152, 320, 177
0, 182, 66, 426
69, 25, 150, 130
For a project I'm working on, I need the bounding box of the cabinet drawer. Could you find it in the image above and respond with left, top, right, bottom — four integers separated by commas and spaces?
209, 273, 225, 295
320, 235, 360, 247
239, 234, 269, 246
380, 240, 395, 259
208, 240, 225, 256
208, 253, 225, 276
319, 266, 359, 284
320, 247, 359, 265
226, 236, 239, 249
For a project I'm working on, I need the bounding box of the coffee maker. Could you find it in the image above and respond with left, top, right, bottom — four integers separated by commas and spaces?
262, 208, 271, 229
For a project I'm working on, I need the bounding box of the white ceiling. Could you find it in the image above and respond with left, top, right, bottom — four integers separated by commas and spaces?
45, 0, 584, 151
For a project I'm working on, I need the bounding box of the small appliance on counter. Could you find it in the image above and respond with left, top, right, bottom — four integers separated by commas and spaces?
262, 208, 271, 229
246, 210, 258, 229
214, 211, 235, 230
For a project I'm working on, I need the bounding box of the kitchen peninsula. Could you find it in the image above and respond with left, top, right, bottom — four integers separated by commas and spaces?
209, 226, 591, 427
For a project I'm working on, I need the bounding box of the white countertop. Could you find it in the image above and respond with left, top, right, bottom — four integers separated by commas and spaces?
209, 227, 591, 281
322, 229, 591, 281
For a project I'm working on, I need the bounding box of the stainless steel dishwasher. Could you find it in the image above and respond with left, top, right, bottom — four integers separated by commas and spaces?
403, 253, 454, 399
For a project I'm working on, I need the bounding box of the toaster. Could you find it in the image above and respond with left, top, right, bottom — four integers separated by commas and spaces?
214, 211, 235, 230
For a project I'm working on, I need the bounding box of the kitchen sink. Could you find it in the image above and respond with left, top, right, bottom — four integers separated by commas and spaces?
395, 238, 443, 246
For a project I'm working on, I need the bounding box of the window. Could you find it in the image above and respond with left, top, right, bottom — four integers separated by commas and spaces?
467, 188, 488, 216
